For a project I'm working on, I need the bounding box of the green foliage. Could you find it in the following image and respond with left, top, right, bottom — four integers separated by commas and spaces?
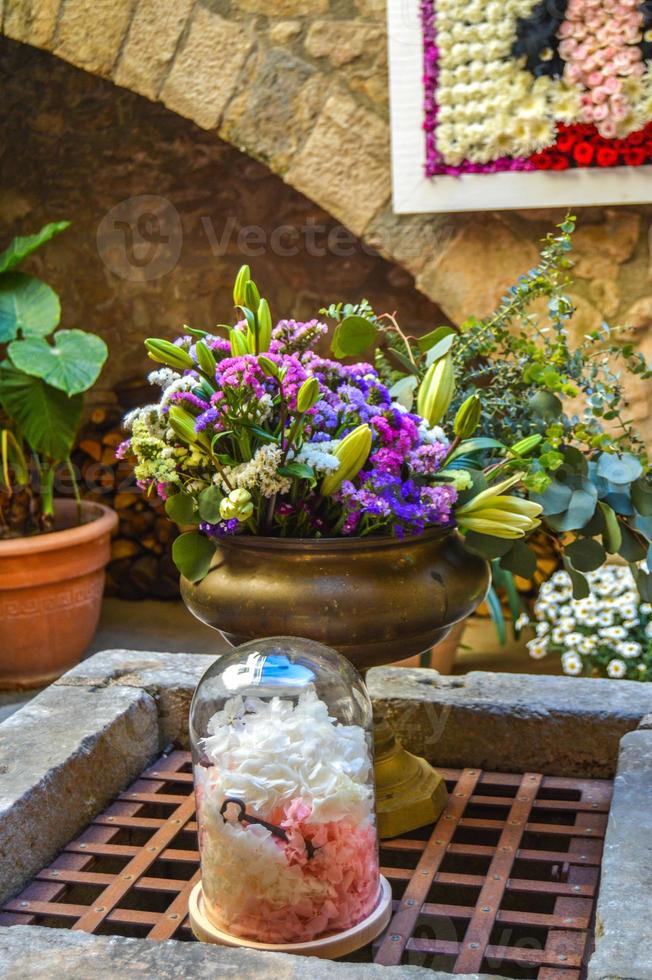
0, 222, 107, 534
172, 531, 216, 583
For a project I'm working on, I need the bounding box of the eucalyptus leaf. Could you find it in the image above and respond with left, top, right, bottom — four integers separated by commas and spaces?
8, 328, 108, 395
463, 531, 514, 560
632, 477, 652, 516
0, 273, 60, 342
617, 522, 648, 563
632, 566, 652, 603
529, 390, 563, 418
565, 537, 605, 572
198, 485, 223, 523
562, 556, 590, 600
598, 501, 622, 554
0, 361, 82, 460
597, 452, 643, 485
603, 489, 634, 516
0, 221, 70, 274
544, 482, 597, 531
172, 531, 215, 583
499, 541, 538, 578
165, 492, 197, 525
530, 478, 572, 516
331, 315, 377, 358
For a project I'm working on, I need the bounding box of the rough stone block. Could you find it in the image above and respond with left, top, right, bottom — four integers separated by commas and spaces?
114, 0, 193, 100
416, 218, 539, 323
55, 648, 217, 748
0, 684, 157, 903
589, 730, 652, 980
238, 0, 328, 13
0, 924, 498, 979
3, 0, 60, 46
221, 46, 325, 172
161, 7, 253, 130
285, 91, 390, 237
368, 668, 652, 777
305, 20, 384, 67
55, 0, 136, 75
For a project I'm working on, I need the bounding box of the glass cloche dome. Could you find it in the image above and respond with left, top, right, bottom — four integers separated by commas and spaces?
189, 637, 383, 948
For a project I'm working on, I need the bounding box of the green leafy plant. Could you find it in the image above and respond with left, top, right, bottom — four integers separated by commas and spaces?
322, 216, 652, 606
0, 223, 108, 537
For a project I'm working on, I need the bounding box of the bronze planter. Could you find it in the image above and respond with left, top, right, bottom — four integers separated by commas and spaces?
181, 530, 489, 672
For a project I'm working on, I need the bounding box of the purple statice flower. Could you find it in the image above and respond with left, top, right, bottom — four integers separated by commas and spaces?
270, 319, 328, 356
156, 482, 169, 500
408, 442, 448, 475
217, 355, 267, 399
420, 484, 457, 524
342, 511, 361, 535
195, 407, 220, 432
369, 448, 403, 474
371, 411, 420, 455
115, 439, 131, 460
276, 353, 309, 410
204, 334, 231, 355
168, 391, 210, 412
200, 519, 239, 538
337, 467, 457, 537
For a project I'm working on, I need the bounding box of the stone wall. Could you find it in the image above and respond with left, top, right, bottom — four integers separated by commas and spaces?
0, 38, 441, 400
1, 0, 651, 436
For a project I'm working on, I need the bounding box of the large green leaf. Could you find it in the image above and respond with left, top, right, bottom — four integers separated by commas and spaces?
8, 328, 107, 395
331, 315, 378, 358
565, 537, 605, 572
0, 273, 61, 342
0, 221, 70, 274
172, 531, 215, 583
0, 362, 82, 460
165, 491, 197, 526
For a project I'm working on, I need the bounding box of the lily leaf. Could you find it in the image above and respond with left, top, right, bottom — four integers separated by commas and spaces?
417, 325, 456, 354
8, 328, 107, 395
0, 273, 61, 342
389, 375, 418, 410
562, 556, 590, 599
447, 437, 504, 463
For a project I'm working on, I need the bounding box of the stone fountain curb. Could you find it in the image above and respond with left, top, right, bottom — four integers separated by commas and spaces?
0, 649, 651, 978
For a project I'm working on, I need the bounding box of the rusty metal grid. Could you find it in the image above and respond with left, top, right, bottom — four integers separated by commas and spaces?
0, 751, 612, 979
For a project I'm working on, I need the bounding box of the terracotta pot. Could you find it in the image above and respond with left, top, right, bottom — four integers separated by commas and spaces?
181, 530, 489, 672
393, 617, 466, 673
0, 499, 118, 689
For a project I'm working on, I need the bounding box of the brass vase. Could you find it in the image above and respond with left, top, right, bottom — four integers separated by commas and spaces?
181, 530, 489, 836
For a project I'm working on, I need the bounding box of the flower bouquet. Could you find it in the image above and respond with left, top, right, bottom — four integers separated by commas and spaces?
123, 270, 544, 586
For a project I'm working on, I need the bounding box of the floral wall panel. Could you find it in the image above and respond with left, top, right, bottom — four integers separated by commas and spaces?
388, 0, 652, 212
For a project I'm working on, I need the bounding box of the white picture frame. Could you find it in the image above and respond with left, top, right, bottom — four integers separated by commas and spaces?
387, 0, 652, 214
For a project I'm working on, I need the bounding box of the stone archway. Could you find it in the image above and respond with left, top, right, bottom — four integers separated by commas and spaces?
2, 0, 546, 321
2, 0, 651, 344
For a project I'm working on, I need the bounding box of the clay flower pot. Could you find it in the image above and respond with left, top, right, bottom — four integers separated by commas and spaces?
0, 499, 117, 689
181, 530, 489, 672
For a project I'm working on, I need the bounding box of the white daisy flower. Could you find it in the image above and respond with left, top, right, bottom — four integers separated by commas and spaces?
616, 641, 641, 660
562, 652, 583, 676
607, 659, 627, 679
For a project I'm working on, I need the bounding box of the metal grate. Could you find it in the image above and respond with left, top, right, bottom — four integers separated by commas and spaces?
0, 750, 611, 979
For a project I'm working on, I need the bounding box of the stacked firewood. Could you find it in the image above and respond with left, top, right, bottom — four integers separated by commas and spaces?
72, 387, 180, 600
